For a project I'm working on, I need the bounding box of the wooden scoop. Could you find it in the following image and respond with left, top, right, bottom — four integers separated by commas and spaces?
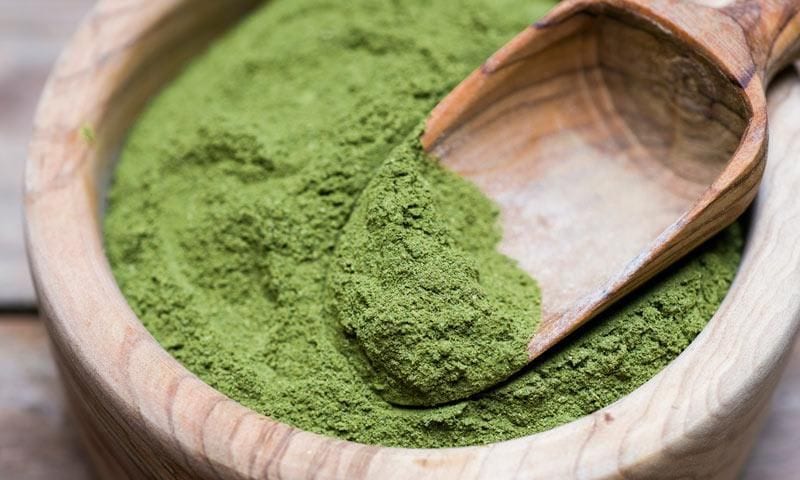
423, 0, 800, 364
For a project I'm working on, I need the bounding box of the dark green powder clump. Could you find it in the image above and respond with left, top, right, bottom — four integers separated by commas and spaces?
327, 133, 538, 406
105, 0, 743, 448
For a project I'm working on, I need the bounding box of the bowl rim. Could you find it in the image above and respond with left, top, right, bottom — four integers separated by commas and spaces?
24, 0, 800, 478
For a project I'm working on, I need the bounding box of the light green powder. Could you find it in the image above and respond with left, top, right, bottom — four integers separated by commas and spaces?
105, 0, 743, 448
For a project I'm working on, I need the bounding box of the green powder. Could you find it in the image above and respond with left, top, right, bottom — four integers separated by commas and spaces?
327, 131, 539, 406
105, 0, 743, 448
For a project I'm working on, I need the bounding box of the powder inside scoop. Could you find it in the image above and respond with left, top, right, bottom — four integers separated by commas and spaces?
327, 131, 539, 406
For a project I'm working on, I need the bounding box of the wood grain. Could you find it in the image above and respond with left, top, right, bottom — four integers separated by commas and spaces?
21, 0, 800, 479
743, 339, 800, 479
0, 317, 92, 480
422, 0, 800, 363
4, 312, 800, 479
0, 0, 94, 307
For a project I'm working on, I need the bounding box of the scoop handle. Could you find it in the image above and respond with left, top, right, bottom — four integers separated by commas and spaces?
717, 0, 800, 81
538, 0, 800, 86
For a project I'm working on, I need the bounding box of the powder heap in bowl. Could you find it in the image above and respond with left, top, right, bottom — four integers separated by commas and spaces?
105, 0, 743, 448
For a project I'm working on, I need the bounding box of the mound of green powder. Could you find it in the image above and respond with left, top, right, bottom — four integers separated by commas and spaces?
105, 0, 743, 448
327, 132, 539, 406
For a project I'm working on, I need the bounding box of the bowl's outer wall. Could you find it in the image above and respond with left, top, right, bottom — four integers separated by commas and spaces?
24, 0, 800, 478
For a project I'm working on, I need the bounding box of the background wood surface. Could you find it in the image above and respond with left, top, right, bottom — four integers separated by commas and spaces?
0, 0, 798, 478
0, 0, 94, 306
0, 317, 91, 480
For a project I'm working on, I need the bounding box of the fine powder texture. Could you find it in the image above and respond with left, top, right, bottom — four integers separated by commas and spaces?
327, 133, 539, 406
105, 0, 743, 448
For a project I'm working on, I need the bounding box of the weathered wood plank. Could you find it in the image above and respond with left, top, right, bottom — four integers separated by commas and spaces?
0, 0, 94, 305
0, 317, 92, 480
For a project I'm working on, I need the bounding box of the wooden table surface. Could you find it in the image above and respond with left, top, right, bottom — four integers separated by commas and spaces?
0, 1, 798, 479
0, 0, 95, 306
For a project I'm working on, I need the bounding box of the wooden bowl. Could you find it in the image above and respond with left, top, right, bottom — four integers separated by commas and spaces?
24, 1, 800, 478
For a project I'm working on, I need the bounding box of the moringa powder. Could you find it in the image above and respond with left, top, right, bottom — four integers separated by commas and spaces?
105, 0, 743, 448
327, 130, 540, 407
